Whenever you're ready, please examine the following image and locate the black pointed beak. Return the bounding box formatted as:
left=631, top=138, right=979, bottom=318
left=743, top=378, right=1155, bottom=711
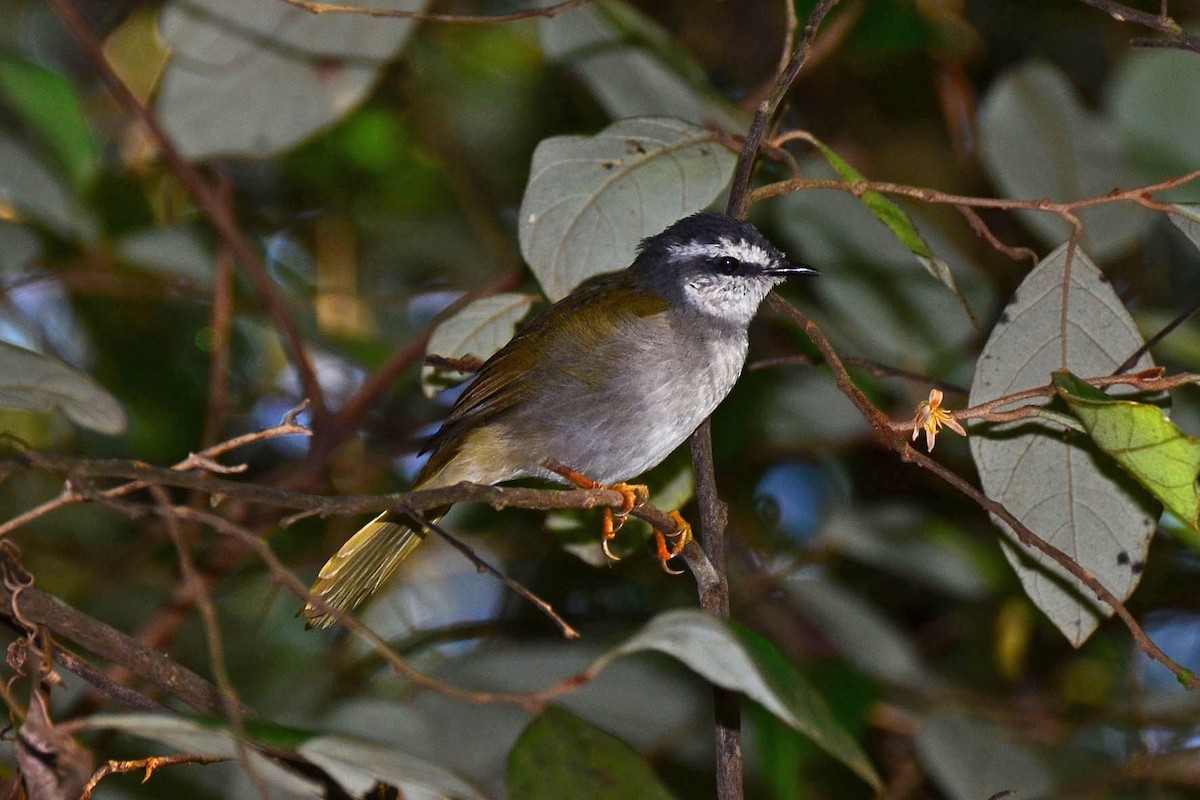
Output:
left=767, top=261, right=819, bottom=278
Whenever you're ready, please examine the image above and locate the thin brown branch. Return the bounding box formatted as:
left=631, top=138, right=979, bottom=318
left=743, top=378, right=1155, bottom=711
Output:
left=715, top=4, right=842, bottom=798
left=278, top=0, right=594, bottom=24
left=151, top=487, right=264, bottom=798
left=81, top=755, right=229, bottom=800
left=0, top=407, right=310, bottom=539
left=402, top=508, right=580, bottom=639
left=166, top=506, right=605, bottom=709
left=955, top=204, right=1039, bottom=263
left=726, top=0, right=842, bottom=218
left=45, top=0, right=330, bottom=427
left=1076, top=0, right=1200, bottom=53
left=748, top=167, right=1200, bottom=215
left=768, top=294, right=1200, bottom=691
left=0, top=544, right=235, bottom=716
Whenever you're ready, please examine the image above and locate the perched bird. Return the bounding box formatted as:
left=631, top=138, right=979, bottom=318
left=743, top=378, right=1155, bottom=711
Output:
left=303, top=212, right=815, bottom=628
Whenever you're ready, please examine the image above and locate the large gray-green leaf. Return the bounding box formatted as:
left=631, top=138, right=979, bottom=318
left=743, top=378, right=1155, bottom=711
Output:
left=979, top=60, right=1153, bottom=260
left=968, top=243, right=1155, bottom=646
left=606, top=609, right=881, bottom=788
left=518, top=117, right=736, bottom=299
left=299, top=735, right=487, bottom=800
left=538, top=0, right=742, bottom=131
left=1169, top=205, right=1200, bottom=251
left=116, top=224, right=215, bottom=283
left=0, top=220, right=41, bottom=274
left=420, top=293, right=538, bottom=398
left=82, top=714, right=319, bottom=796
left=916, top=711, right=1054, bottom=800
left=0, top=341, right=126, bottom=434
left=0, top=137, right=96, bottom=239
left=507, top=706, right=677, bottom=800
left=157, top=0, right=428, bottom=159
left=1108, top=38, right=1200, bottom=183
left=785, top=572, right=940, bottom=690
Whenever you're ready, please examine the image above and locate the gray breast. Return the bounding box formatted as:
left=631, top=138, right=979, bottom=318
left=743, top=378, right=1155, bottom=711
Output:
left=501, top=311, right=749, bottom=484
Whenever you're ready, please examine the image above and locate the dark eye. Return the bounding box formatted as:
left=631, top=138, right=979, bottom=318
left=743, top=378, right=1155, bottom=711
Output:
left=716, top=256, right=741, bottom=275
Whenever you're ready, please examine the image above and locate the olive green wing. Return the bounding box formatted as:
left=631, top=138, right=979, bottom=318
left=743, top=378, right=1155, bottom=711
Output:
left=419, top=274, right=667, bottom=475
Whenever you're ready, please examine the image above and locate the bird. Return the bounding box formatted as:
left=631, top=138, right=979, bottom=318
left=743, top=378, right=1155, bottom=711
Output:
left=303, top=212, right=816, bottom=628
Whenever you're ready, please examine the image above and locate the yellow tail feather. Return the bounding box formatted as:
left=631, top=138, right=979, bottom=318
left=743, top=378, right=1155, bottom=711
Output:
left=302, top=511, right=429, bottom=629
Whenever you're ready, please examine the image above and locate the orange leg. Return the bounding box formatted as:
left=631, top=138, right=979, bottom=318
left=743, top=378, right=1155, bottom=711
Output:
left=542, top=461, right=647, bottom=562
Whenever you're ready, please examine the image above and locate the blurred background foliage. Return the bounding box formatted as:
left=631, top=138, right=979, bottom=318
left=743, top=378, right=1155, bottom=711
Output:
left=2, top=0, right=1200, bottom=798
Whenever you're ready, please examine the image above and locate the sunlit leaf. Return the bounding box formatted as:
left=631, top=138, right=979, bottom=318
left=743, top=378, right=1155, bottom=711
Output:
left=979, top=60, right=1154, bottom=259
left=507, top=706, right=677, bottom=800
left=0, top=340, right=126, bottom=434
left=0, top=57, right=97, bottom=188
left=538, top=0, right=742, bottom=131
left=807, top=134, right=976, bottom=326
left=420, top=293, right=538, bottom=398
left=969, top=243, right=1156, bottom=646
left=916, top=711, right=1055, bottom=800
left=606, top=609, right=881, bottom=788
left=518, top=117, right=736, bottom=299
left=157, top=0, right=428, bottom=159
left=1054, top=371, right=1200, bottom=529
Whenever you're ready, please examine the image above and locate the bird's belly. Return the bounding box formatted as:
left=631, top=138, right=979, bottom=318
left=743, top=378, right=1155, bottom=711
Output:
left=502, top=333, right=746, bottom=484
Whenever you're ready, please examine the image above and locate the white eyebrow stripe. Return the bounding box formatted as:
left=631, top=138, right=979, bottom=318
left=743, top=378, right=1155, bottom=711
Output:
left=666, top=238, right=773, bottom=265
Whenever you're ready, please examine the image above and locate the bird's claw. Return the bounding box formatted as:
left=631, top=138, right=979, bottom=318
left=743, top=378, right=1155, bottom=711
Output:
left=600, top=482, right=648, bottom=562
left=654, top=511, right=692, bottom=575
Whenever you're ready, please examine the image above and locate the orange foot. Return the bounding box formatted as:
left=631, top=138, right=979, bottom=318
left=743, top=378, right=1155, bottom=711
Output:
left=655, top=511, right=692, bottom=574
left=543, top=462, right=648, bottom=561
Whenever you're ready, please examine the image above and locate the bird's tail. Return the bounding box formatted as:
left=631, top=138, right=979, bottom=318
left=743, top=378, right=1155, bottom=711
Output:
left=302, top=510, right=434, bottom=629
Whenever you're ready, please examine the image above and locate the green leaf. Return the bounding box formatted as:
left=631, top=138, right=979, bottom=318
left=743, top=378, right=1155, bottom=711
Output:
left=507, top=706, right=677, bottom=800
left=807, top=134, right=977, bottom=327
left=968, top=244, right=1156, bottom=646
left=420, top=293, right=539, bottom=398
left=1054, top=371, right=1200, bottom=529
left=0, top=57, right=97, bottom=188
left=518, top=116, right=736, bottom=299
left=0, top=341, right=126, bottom=434
left=605, top=609, right=881, bottom=788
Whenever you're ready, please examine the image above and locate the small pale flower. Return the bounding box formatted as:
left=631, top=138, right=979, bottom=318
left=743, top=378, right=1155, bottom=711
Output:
left=912, top=389, right=967, bottom=451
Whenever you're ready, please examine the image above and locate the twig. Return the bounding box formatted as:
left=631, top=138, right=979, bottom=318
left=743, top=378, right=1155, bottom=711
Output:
left=1076, top=0, right=1200, bottom=54
left=151, top=487, right=265, bottom=798
left=401, top=507, right=581, bottom=639
left=81, top=755, right=229, bottom=800
left=52, top=645, right=165, bottom=712
left=713, top=3, right=842, bottom=798
left=767, top=294, right=1200, bottom=691
left=0, top=546, right=235, bottom=715
left=0, top=407, right=310, bottom=539
left=278, top=0, right=594, bottom=24
left=726, top=0, right=842, bottom=218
